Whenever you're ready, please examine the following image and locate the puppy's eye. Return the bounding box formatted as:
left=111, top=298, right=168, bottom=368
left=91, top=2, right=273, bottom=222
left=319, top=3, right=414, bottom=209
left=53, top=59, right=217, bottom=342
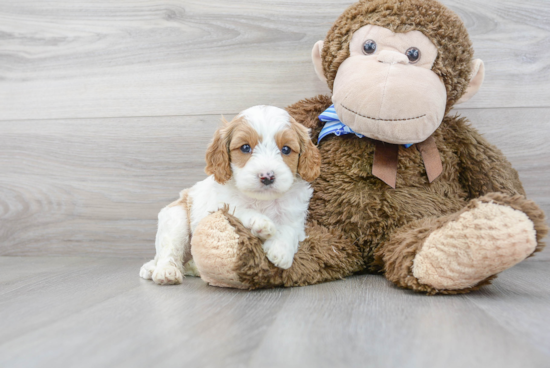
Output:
left=240, top=144, right=251, bottom=153
left=363, top=40, right=376, bottom=55
left=281, top=146, right=291, bottom=155
left=405, top=47, right=421, bottom=63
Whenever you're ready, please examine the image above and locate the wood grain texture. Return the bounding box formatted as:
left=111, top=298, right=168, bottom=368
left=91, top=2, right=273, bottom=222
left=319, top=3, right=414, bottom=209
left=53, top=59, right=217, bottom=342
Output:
left=0, top=0, right=548, bottom=121
left=0, top=115, right=221, bottom=257
left=1, top=108, right=548, bottom=259
left=0, top=257, right=549, bottom=368
left=465, top=260, right=550, bottom=356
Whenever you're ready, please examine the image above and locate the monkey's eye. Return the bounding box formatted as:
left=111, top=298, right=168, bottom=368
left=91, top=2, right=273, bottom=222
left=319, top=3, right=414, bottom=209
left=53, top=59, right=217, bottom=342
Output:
left=362, top=40, right=377, bottom=55
left=405, top=47, right=421, bottom=63
left=240, top=144, right=251, bottom=153
left=281, top=146, right=291, bottom=155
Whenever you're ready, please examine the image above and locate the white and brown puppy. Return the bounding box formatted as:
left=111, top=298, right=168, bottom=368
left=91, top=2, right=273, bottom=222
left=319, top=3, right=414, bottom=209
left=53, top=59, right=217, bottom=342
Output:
left=140, top=105, right=321, bottom=285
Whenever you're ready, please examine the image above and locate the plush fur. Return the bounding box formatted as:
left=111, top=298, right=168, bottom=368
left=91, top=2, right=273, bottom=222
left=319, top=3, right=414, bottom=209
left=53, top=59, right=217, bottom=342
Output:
left=321, top=0, right=473, bottom=113
left=412, top=202, right=537, bottom=290
left=376, top=193, right=546, bottom=295
left=140, top=106, right=321, bottom=284
left=328, top=25, right=449, bottom=145
left=192, top=206, right=364, bottom=289
left=182, top=0, right=548, bottom=294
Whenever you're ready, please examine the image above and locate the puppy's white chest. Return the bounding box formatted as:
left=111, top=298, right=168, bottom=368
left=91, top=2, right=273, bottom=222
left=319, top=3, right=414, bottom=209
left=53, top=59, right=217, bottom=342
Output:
left=241, top=198, right=285, bottom=224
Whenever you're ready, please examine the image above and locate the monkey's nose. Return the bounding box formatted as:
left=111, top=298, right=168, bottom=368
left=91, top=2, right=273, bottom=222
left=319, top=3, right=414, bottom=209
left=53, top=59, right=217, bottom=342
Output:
left=259, top=171, right=275, bottom=186
left=377, top=50, right=409, bottom=65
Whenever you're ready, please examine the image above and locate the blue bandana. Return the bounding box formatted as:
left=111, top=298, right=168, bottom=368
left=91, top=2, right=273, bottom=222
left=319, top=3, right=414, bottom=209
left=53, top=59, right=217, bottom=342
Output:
left=318, top=104, right=413, bottom=148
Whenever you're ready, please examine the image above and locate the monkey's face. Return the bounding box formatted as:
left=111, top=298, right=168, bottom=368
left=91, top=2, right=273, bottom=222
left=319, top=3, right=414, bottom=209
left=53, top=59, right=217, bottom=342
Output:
left=312, top=24, right=484, bottom=145
left=331, top=25, right=446, bottom=144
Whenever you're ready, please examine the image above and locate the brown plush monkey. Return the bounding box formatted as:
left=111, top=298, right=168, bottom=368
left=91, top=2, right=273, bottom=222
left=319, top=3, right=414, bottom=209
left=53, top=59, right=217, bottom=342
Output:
left=189, top=0, right=548, bottom=294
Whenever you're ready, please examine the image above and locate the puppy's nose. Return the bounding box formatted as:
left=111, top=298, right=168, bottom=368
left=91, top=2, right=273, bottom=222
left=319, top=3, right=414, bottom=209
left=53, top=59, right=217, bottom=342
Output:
left=259, top=171, right=275, bottom=186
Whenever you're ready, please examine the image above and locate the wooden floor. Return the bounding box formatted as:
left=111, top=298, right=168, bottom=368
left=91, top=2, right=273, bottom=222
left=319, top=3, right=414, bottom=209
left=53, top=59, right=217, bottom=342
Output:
left=0, top=256, right=549, bottom=368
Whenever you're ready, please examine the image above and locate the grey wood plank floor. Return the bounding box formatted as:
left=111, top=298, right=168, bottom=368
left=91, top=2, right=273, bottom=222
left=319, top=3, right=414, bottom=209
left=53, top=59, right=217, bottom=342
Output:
left=0, top=256, right=549, bottom=368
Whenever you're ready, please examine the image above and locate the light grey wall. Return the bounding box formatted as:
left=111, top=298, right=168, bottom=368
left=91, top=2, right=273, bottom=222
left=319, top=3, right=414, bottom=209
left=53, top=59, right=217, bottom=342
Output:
left=0, top=0, right=548, bottom=258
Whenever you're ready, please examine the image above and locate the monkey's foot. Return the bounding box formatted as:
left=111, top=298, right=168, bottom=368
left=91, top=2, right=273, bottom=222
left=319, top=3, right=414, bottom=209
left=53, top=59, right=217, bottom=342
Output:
left=191, top=209, right=363, bottom=290
left=379, top=193, right=547, bottom=294
left=412, top=200, right=537, bottom=290
left=190, top=210, right=250, bottom=289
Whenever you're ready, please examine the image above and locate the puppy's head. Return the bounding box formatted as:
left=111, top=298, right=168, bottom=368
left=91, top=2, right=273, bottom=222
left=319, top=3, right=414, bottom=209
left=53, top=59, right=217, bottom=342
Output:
left=205, top=105, right=321, bottom=200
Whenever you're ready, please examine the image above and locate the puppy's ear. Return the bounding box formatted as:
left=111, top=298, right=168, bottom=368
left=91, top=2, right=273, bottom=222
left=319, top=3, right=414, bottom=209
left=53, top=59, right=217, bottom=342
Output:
left=205, top=124, right=232, bottom=184
left=291, top=117, right=321, bottom=182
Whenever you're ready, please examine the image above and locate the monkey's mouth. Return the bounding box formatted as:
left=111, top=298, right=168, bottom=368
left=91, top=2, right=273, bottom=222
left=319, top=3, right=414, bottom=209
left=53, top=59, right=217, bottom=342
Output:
left=340, top=104, right=426, bottom=122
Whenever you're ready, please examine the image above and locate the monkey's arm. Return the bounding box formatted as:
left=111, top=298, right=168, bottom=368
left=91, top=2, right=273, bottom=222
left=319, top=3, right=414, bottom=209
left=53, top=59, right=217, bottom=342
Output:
left=286, top=95, right=333, bottom=142
left=445, top=115, right=525, bottom=199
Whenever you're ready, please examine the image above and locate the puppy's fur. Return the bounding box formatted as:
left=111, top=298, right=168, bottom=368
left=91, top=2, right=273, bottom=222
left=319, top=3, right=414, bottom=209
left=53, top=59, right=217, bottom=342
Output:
left=140, top=106, right=321, bottom=285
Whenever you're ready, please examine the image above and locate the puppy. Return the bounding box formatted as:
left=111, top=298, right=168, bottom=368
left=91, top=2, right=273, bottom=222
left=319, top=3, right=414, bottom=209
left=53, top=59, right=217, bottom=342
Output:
left=140, top=105, right=321, bottom=285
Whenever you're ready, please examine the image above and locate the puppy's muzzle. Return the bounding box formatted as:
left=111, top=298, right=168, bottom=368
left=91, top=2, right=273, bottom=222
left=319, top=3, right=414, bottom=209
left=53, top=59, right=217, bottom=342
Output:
left=259, top=171, right=275, bottom=186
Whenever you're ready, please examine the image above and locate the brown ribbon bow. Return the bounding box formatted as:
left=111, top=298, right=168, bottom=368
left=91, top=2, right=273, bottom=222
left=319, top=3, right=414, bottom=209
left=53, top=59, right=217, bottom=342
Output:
left=372, top=136, right=442, bottom=188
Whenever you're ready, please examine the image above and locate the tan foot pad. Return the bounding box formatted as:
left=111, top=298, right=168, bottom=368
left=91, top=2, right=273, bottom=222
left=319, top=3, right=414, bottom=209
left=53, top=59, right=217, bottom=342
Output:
left=191, top=210, right=249, bottom=289
left=412, top=202, right=537, bottom=290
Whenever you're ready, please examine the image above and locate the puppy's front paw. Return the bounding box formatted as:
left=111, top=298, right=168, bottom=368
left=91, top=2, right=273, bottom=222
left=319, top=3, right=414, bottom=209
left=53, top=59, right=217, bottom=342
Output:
left=250, top=216, right=276, bottom=240
left=264, top=239, right=295, bottom=269
left=152, top=263, right=183, bottom=285
left=139, top=260, right=156, bottom=280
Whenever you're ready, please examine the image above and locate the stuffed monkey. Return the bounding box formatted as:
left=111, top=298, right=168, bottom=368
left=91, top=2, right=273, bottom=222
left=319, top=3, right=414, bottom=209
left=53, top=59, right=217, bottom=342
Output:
left=189, top=0, right=548, bottom=294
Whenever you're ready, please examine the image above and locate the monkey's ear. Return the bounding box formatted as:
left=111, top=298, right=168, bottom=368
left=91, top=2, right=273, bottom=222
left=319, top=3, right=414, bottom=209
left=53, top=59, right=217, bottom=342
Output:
left=311, top=40, right=327, bottom=83
left=456, top=59, right=485, bottom=104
